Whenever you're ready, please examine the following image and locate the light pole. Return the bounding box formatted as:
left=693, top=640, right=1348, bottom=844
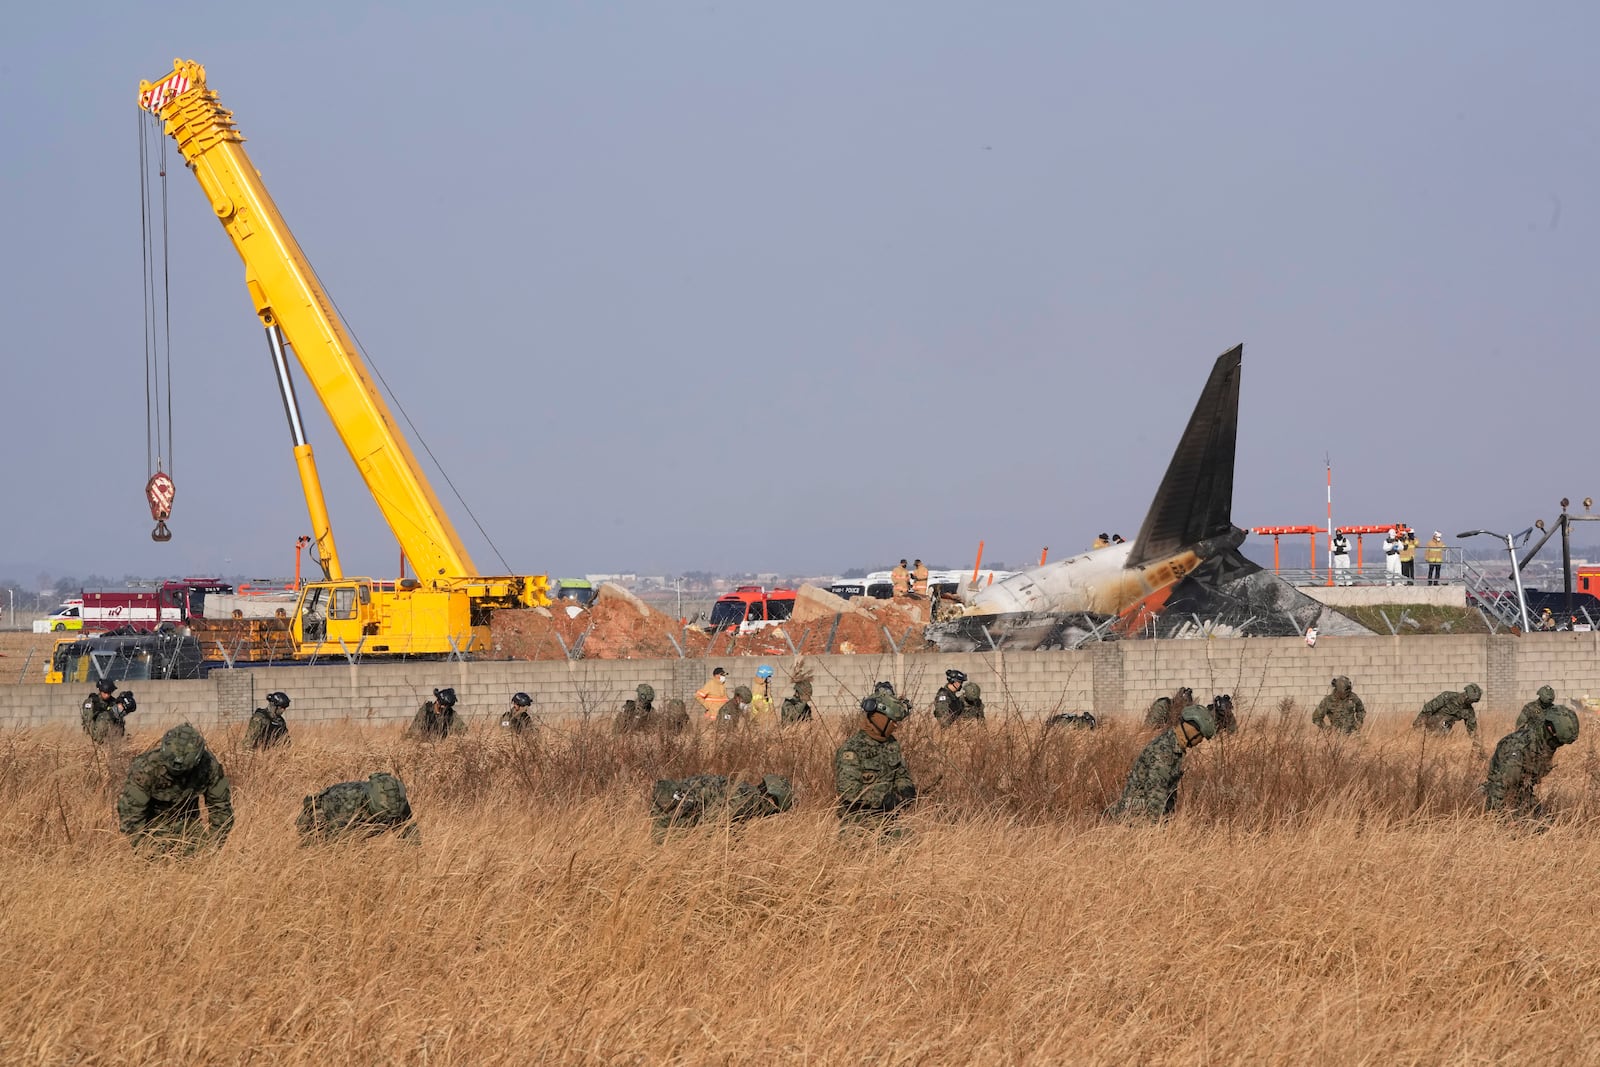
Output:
left=6, top=588, right=12, bottom=629
left=1458, top=529, right=1532, bottom=632
left=674, top=577, right=683, bottom=621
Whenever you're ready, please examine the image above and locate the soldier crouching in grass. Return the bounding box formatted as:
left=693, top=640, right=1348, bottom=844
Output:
left=648, top=774, right=794, bottom=843
left=117, top=724, right=232, bottom=856
left=297, top=773, right=419, bottom=844
left=1413, top=683, right=1482, bottom=737
left=1485, top=706, right=1579, bottom=821
left=835, top=686, right=917, bottom=838
left=1104, top=704, right=1217, bottom=823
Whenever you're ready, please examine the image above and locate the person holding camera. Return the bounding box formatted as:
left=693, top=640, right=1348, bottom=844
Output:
left=81, top=677, right=136, bottom=745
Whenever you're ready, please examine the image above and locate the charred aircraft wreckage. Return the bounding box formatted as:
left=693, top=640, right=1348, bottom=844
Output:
left=929, top=345, right=1371, bottom=651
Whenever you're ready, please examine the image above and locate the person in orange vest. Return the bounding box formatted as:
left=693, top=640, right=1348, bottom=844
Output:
left=890, top=560, right=911, bottom=598
left=911, top=560, right=929, bottom=599
left=696, top=666, right=730, bottom=720
left=1092, top=533, right=1110, bottom=549
left=1425, top=532, right=1446, bottom=586
left=1398, top=528, right=1417, bottom=585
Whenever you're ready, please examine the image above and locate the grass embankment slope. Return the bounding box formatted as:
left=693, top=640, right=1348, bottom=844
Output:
left=2, top=710, right=1595, bottom=1065
left=1336, top=604, right=1493, bottom=635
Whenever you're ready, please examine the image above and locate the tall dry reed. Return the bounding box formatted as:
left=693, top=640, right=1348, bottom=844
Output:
left=0, top=708, right=1594, bottom=1064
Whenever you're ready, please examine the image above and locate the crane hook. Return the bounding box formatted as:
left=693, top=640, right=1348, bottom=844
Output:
left=146, top=470, right=176, bottom=543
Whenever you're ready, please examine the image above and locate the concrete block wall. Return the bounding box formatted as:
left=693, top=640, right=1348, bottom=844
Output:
left=1510, top=631, right=1600, bottom=703
left=6, top=633, right=1600, bottom=732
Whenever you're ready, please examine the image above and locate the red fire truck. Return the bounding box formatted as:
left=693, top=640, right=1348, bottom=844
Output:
left=34, top=579, right=232, bottom=633
left=706, top=585, right=797, bottom=634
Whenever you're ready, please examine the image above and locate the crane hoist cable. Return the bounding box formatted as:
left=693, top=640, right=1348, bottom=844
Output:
left=138, top=112, right=176, bottom=541
left=315, top=272, right=516, bottom=576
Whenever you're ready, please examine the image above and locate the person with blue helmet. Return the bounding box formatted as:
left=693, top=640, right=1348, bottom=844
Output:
left=751, top=664, right=776, bottom=724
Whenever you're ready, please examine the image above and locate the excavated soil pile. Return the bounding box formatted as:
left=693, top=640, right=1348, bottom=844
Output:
left=491, top=608, right=587, bottom=662
left=492, top=585, right=937, bottom=661
left=581, top=594, right=709, bottom=660
left=493, top=587, right=712, bottom=661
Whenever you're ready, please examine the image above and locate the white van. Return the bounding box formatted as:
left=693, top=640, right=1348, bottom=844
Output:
left=828, top=569, right=1015, bottom=603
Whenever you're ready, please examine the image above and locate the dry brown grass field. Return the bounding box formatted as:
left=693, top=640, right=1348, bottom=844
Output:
left=3, top=706, right=1598, bottom=1065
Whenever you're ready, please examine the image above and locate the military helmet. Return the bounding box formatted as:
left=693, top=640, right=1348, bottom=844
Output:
left=964, top=681, right=982, bottom=699
left=365, top=773, right=410, bottom=818
left=733, top=685, right=753, bottom=702
left=946, top=669, right=968, bottom=685
left=762, top=774, right=795, bottom=811
left=511, top=692, right=532, bottom=707
left=1332, top=676, right=1351, bottom=692
left=1463, top=683, right=1482, bottom=702
left=636, top=683, right=655, bottom=702
left=1537, top=685, right=1555, bottom=706
left=95, top=677, right=117, bottom=694
left=434, top=687, right=458, bottom=707
left=159, top=723, right=206, bottom=773
left=756, top=664, right=774, bottom=679
left=266, top=691, right=291, bottom=709
left=1544, top=706, right=1580, bottom=746
left=861, top=694, right=908, bottom=721
left=794, top=679, right=813, bottom=696
left=873, top=680, right=895, bottom=695
left=1179, top=704, right=1218, bottom=740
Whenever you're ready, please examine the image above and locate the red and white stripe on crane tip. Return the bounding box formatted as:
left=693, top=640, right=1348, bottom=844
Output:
left=138, top=72, right=190, bottom=114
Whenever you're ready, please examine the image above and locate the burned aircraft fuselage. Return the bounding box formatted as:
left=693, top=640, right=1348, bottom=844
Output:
left=965, top=528, right=1249, bottom=621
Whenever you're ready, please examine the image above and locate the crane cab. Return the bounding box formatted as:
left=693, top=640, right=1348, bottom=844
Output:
left=293, top=579, right=485, bottom=657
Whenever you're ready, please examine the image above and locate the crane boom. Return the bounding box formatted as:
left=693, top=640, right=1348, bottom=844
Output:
left=140, top=59, right=478, bottom=583
left=138, top=59, right=546, bottom=658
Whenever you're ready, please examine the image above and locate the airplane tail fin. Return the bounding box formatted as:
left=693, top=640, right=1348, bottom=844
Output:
left=1126, top=345, right=1243, bottom=568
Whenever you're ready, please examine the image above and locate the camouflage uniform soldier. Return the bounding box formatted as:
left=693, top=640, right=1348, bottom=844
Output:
left=1045, top=711, right=1097, bottom=730
left=1209, top=694, right=1237, bottom=734
left=245, top=690, right=291, bottom=749
left=781, top=679, right=815, bottom=723
left=1413, top=684, right=1482, bottom=736
left=932, top=669, right=970, bottom=727
left=1144, top=687, right=1193, bottom=729
left=407, top=688, right=466, bottom=740
left=117, top=724, right=232, bottom=855
left=297, top=772, right=419, bottom=844
left=1485, top=706, right=1579, bottom=817
left=1312, top=676, right=1366, bottom=734
left=1515, top=686, right=1558, bottom=732
left=1105, top=704, right=1217, bottom=822
left=835, top=686, right=917, bottom=834
left=81, top=677, right=136, bottom=745
left=499, top=692, right=534, bottom=733
left=963, top=682, right=986, bottom=718
left=661, top=698, right=690, bottom=733
left=649, top=773, right=794, bottom=842
left=716, top=686, right=754, bottom=729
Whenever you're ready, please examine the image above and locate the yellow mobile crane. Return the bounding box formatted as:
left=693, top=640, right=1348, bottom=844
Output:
left=138, top=59, right=548, bottom=659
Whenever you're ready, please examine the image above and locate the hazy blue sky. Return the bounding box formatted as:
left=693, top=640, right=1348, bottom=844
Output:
left=3, top=3, right=1595, bottom=584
